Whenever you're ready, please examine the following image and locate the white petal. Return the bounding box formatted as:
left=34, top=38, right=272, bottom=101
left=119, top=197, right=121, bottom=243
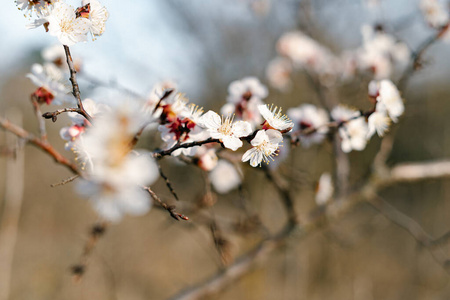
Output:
left=232, top=121, right=253, bottom=137
left=222, top=135, right=243, bottom=151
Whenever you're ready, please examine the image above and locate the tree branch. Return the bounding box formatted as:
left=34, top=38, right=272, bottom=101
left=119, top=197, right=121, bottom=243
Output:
left=0, top=116, right=79, bottom=175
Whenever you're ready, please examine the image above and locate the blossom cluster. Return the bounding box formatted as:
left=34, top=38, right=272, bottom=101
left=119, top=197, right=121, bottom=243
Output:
left=266, top=25, right=410, bottom=89
left=17, top=0, right=109, bottom=46
left=16, top=0, right=409, bottom=224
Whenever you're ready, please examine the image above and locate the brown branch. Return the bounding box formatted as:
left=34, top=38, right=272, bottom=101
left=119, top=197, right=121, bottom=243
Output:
left=153, top=138, right=220, bottom=159
left=143, top=187, right=188, bottom=221
left=157, top=163, right=179, bottom=201
left=0, top=116, right=79, bottom=175
left=63, top=45, right=92, bottom=122
left=42, top=107, right=85, bottom=123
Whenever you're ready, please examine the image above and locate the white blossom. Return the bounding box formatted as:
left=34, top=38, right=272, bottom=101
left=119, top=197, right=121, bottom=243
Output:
left=26, top=63, right=74, bottom=105
left=227, top=77, right=268, bottom=104
left=331, top=106, right=368, bottom=153
left=82, top=0, right=109, bottom=37
left=224, top=77, right=267, bottom=126
left=370, top=79, right=404, bottom=122
left=265, top=57, right=293, bottom=91
left=259, top=104, right=294, bottom=133
left=209, top=160, right=241, bottom=194
left=367, top=104, right=390, bottom=139
left=75, top=103, right=158, bottom=222
left=242, top=129, right=283, bottom=167
left=16, top=0, right=54, bottom=18
left=357, top=25, right=410, bottom=79
left=47, top=2, right=91, bottom=46
left=200, top=111, right=252, bottom=151
left=420, top=0, right=449, bottom=28
left=195, top=146, right=218, bottom=171
left=287, top=104, right=329, bottom=147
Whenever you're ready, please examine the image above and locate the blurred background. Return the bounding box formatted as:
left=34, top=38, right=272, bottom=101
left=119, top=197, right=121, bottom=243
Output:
left=2, top=0, right=450, bottom=299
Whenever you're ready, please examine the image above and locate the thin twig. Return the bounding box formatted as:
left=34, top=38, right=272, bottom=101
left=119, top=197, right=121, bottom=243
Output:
left=63, top=45, right=92, bottom=122
left=153, top=138, right=220, bottom=159
left=51, top=175, right=79, bottom=187
left=157, top=163, right=179, bottom=201
left=143, top=187, right=188, bottom=221
left=42, top=107, right=84, bottom=123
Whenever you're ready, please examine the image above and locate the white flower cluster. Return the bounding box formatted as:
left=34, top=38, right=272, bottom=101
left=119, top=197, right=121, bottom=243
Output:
left=266, top=25, right=410, bottom=89
left=75, top=103, right=158, bottom=222
left=354, top=25, right=410, bottom=80
left=18, top=0, right=109, bottom=46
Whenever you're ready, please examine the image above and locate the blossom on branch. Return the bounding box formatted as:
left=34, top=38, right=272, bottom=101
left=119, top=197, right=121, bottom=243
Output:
left=369, top=79, right=404, bottom=122
left=47, top=2, right=91, bottom=46
left=75, top=103, right=158, bottom=222
left=242, top=129, right=282, bottom=167
left=200, top=111, right=253, bottom=151
left=331, top=106, right=368, bottom=153
left=259, top=104, right=294, bottom=133
left=221, top=77, right=268, bottom=126
left=80, top=0, right=109, bottom=38
left=27, top=63, right=74, bottom=105
left=287, top=104, right=329, bottom=147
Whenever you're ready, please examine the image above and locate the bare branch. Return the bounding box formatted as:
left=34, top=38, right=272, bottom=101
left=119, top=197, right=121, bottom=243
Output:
left=63, top=45, right=92, bottom=122
left=0, top=116, right=79, bottom=175
left=144, top=187, right=188, bottom=221
left=153, top=138, right=220, bottom=159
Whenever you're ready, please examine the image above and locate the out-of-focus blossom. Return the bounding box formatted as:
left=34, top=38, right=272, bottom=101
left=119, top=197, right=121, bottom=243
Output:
left=265, top=57, right=293, bottom=91
left=42, top=44, right=83, bottom=72
left=59, top=98, right=108, bottom=150
left=242, top=129, right=282, bottom=167
left=420, top=0, right=449, bottom=28
left=222, top=77, right=268, bottom=126
left=195, top=146, right=218, bottom=171
left=331, top=106, right=368, bottom=153
left=287, top=104, right=329, bottom=147
left=259, top=104, right=294, bottom=133
left=276, top=31, right=340, bottom=82
left=369, top=79, right=404, bottom=122
left=16, top=0, right=54, bottom=18
left=47, top=2, right=91, bottom=46
left=367, top=105, right=390, bottom=138
left=27, top=63, right=74, bottom=105
left=200, top=111, right=253, bottom=151
left=315, top=173, right=334, bottom=206
left=357, top=25, right=410, bottom=79
left=75, top=103, right=158, bottom=222
left=209, top=160, right=241, bottom=194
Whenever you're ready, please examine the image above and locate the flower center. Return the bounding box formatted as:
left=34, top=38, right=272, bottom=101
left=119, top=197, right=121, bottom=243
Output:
left=218, top=116, right=234, bottom=136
